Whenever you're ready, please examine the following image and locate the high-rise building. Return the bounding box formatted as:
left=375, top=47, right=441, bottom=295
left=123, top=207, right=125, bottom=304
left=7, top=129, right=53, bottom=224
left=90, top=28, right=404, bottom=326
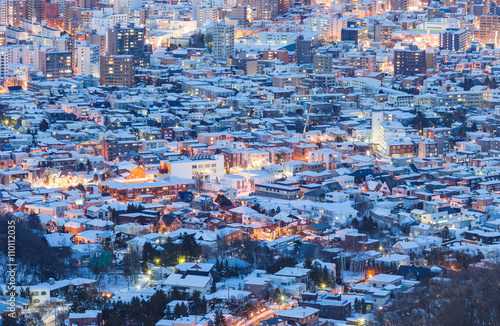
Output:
left=439, top=28, right=471, bottom=51
left=394, top=48, right=426, bottom=76
left=42, top=1, right=59, bottom=19
left=79, top=0, right=94, bottom=9
left=0, top=47, right=10, bottom=79
left=296, top=35, right=319, bottom=64
left=89, top=33, right=106, bottom=55
left=427, top=6, right=443, bottom=20
left=277, top=0, right=289, bottom=15
left=425, top=50, right=437, bottom=70
left=56, top=37, right=77, bottom=72
left=114, top=0, right=141, bottom=13
left=228, top=6, right=248, bottom=26
left=370, top=0, right=380, bottom=15
left=239, top=0, right=278, bottom=20
left=471, top=0, right=491, bottom=16
left=0, top=31, right=6, bottom=46
left=256, top=0, right=277, bottom=20
left=197, top=7, right=218, bottom=27
left=374, top=24, right=392, bottom=45
left=99, top=54, right=134, bottom=87
left=107, top=24, right=149, bottom=67
left=418, top=139, right=438, bottom=158
left=2, top=0, right=28, bottom=28
left=341, top=52, right=377, bottom=72
left=390, top=0, right=408, bottom=11
left=27, top=0, right=43, bottom=21
left=341, top=26, right=368, bottom=47
left=39, top=50, right=73, bottom=80
left=313, top=53, right=333, bottom=73
left=76, top=42, right=99, bottom=75
left=63, top=0, right=82, bottom=36
left=212, top=22, right=234, bottom=62
left=479, top=15, right=500, bottom=45
left=139, top=7, right=159, bottom=25
left=89, top=8, right=128, bottom=35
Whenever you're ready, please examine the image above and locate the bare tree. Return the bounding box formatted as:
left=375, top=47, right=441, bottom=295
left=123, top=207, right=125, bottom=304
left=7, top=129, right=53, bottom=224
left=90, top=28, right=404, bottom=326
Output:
left=193, top=175, right=204, bottom=195
left=122, top=250, right=141, bottom=288
left=378, top=265, right=500, bottom=326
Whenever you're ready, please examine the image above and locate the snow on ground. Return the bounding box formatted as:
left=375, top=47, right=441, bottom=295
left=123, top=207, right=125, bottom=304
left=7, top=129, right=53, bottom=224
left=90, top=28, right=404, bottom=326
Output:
left=98, top=270, right=155, bottom=301
left=218, top=276, right=246, bottom=291
left=97, top=272, right=130, bottom=293
left=342, top=271, right=365, bottom=284
left=341, top=293, right=367, bottom=306
left=112, top=287, right=157, bottom=303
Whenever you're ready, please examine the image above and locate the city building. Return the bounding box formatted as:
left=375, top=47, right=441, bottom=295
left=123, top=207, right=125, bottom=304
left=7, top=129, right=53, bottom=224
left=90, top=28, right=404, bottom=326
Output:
left=439, top=29, right=470, bottom=51
left=479, top=15, right=500, bottom=45
left=313, top=53, right=333, bottom=73
left=107, top=24, right=148, bottom=67
left=394, top=47, right=426, bottom=76
left=99, top=55, right=134, bottom=87
left=161, top=154, right=224, bottom=182
left=212, top=22, right=234, bottom=62
left=39, top=50, right=73, bottom=80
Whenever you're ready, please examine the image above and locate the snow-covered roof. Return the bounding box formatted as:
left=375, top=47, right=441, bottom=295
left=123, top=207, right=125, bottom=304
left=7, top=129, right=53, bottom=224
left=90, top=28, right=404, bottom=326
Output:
left=161, top=273, right=211, bottom=289
left=275, top=306, right=319, bottom=318
left=44, top=233, right=74, bottom=247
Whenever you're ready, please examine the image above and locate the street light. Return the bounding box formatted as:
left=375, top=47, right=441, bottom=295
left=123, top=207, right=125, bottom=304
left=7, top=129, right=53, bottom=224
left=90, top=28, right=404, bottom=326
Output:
left=279, top=294, right=285, bottom=310
left=155, top=258, right=163, bottom=279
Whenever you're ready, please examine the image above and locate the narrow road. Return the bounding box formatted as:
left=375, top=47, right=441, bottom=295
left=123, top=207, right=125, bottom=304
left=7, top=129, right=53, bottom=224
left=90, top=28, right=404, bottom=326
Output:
left=236, top=308, right=275, bottom=326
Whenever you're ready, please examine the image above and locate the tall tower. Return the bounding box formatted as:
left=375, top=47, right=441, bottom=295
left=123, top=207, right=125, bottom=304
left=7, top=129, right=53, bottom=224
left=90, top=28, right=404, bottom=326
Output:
left=107, top=24, right=149, bottom=66
left=3, top=0, right=28, bottom=28
left=277, top=0, right=289, bottom=15
left=28, top=0, right=43, bottom=21
left=213, top=22, right=234, bottom=62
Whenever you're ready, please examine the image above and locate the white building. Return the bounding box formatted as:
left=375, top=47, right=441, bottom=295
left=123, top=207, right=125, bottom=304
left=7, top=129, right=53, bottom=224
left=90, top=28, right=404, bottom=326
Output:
left=76, top=43, right=100, bottom=76
left=257, top=32, right=297, bottom=45
left=213, top=23, right=234, bottom=62
left=308, top=149, right=341, bottom=170
left=163, top=154, right=224, bottom=182
left=90, top=8, right=128, bottom=35
left=198, top=7, right=218, bottom=27
left=310, top=202, right=358, bottom=222
left=0, top=47, right=10, bottom=79
left=434, top=90, right=494, bottom=108
left=159, top=273, right=212, bottom=296
left=367, top=274, right=403, bottom=288
left=333, top=175, right=355, bottom=189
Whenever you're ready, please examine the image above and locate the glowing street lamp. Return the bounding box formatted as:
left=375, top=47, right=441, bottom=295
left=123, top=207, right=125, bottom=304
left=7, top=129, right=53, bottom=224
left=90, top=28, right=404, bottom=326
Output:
left=279, top=294, right=285, bottom=311
left=155, top=258, right=163, bottom=278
